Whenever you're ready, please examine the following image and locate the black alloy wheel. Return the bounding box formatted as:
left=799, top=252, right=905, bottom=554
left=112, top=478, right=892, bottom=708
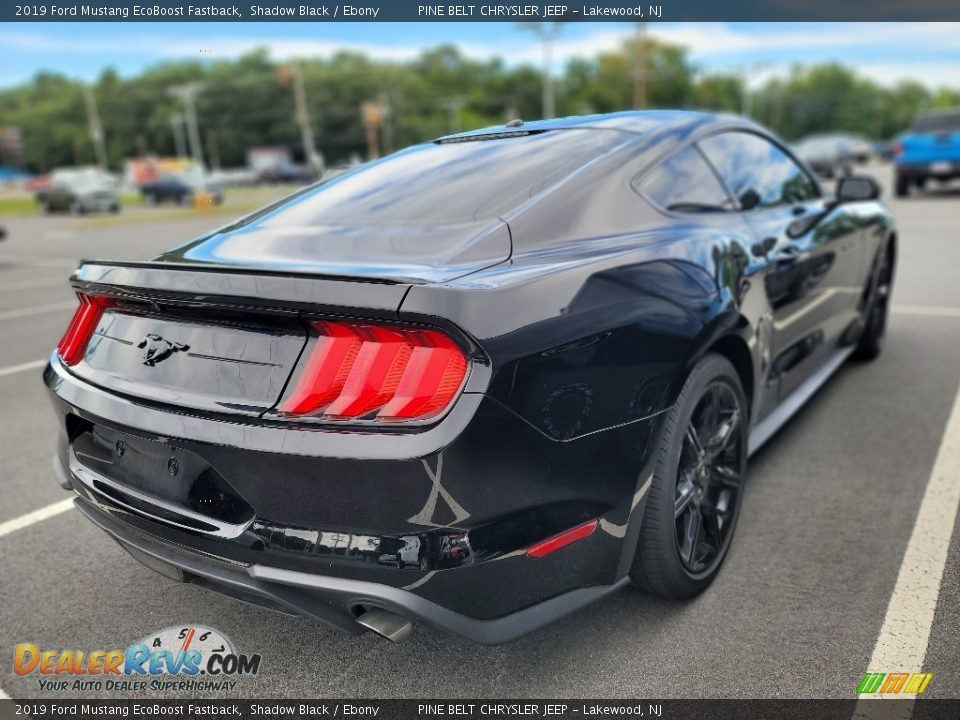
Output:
left=631, top=353, right=747, bottom=598
left=673, top=381, right=742, bottom=574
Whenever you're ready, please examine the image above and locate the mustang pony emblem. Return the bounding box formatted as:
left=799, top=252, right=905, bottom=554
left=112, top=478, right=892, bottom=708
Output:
left=137, top=334, right=189, bottom=366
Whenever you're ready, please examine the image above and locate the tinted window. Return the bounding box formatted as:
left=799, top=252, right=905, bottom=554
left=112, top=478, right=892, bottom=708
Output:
left=638, top=146, right=733, bottom=213
left=913, top=111, right=960, bottom=133
left=698, top=132, right=819, bottom=210
left=232, top=130, right=629, bottom=228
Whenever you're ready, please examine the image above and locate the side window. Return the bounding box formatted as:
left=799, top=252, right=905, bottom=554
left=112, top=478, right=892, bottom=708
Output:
left=636, top=145, right=734, bottom=213
left=698, top=132, right=819, bottom=210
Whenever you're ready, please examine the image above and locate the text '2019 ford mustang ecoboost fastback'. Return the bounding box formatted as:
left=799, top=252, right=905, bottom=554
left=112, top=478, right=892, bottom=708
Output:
left=45, top=112, right=895, bottom=644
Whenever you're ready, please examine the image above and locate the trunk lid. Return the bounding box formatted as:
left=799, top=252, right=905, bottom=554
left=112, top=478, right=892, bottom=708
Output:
left=74, top=305, right=305, bottom=417
left=67, top=261, right=413, bottom=417
left=155, top=219, right=512, bottom=285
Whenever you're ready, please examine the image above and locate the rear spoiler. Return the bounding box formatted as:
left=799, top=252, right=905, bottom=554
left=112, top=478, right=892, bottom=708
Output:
left=70, top=260, right=412, bottom=318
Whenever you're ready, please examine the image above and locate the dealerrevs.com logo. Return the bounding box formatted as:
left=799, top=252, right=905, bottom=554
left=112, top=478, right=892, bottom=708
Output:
left=14, top=625, right=261, bottom=693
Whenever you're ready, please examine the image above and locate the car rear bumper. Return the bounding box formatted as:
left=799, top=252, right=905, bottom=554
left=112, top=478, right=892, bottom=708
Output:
left=46, top=354, right=659, bottom=642
left=896, top=160, right=960, bottom=179
left=69, top=493, right=628, bottom=644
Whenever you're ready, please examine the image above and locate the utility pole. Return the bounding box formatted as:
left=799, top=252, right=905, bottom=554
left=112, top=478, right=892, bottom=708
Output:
left=379, top=93, right=394, bottom=155
left=83, top=86, right=108, bottom=169
left=632, top=22, right=647, bottom=109
left=168, top=83, right=205, bottom=170
left=291, top=63, right=323, bottom=177
left=361, top=102, right=382, bottom=160
left=206, top=129, right=221, bottom=171
left=518, top=22, right=564, bottom=119
left=170, top=113, right=186, bottom=158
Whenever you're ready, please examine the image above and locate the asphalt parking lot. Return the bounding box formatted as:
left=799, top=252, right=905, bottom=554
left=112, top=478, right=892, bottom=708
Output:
left=1, top=165, right=959, bottom=700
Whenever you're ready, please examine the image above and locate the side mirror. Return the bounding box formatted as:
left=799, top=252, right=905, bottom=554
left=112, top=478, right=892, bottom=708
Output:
left=837, top=176, right=880, bottom=202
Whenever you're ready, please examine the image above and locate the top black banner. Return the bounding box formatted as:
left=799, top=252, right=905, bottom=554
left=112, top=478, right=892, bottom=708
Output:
left=4, top=0, right=960, bottom=22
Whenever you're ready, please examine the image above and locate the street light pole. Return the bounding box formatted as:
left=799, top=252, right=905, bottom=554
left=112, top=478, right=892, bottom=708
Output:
left=83, top=86, right=108, bottom=169
left=441, top=97, right=465, bottom=133
left=542, top=28, right=556, bottom=119
left=632, top=22, right=647, bottom=110
left=518, top=22, right=564, bottom=119
left=738, top=62, right=771, bottom=119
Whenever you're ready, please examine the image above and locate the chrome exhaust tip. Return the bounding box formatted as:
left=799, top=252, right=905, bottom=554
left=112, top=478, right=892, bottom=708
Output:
left=355, top=608, right=413, bottom=643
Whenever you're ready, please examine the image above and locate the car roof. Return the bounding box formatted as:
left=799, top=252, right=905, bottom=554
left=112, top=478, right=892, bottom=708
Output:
left=435, top=110, right=750, bottom=143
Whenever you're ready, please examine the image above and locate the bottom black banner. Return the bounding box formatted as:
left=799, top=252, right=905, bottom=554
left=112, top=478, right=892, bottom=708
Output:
left=2, top=699, right=960, bottom=720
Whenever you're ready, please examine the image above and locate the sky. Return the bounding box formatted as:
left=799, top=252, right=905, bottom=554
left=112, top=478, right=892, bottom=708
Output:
left=1, top=21, right=959, bottom=90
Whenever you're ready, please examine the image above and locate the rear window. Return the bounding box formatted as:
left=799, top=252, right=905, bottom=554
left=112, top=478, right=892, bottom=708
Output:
left=912, top=111, right=960, bottom=133
left=236, top=129, right=629, bottom=227
left=638, top=146, right=733, bottom=213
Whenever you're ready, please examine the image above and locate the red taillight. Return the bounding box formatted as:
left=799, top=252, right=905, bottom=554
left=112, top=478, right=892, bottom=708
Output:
left=525, top=520, right=599, bottom=559
left=57, top=294, right=115, bottom=366
left=893, top=141, right=904, bottom=157
left=278, top=320, right=469, bottom=422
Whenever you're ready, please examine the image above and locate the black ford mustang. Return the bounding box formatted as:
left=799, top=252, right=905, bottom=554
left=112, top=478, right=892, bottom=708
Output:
left=45, top=112, right=895, bottom=644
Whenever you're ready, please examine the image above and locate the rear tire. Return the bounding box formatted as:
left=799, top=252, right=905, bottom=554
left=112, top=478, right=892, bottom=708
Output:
left=854, top=250, right=893, bottom=361
left=894, top=175, right=909, bottom=198
left=630, top=353, right=747, bottom=598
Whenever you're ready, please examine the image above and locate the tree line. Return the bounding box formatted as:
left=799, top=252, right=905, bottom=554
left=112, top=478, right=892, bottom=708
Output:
left=1, top=38, right=958, bottom=173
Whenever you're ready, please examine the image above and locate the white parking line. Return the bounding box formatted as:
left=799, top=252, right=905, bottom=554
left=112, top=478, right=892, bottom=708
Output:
left=0, top=278, right=70, bottom=295
left=857, top=382, right=960, bottom=707
left=0, top=498, right=74, bottom=540
left=0, top=301, right=75, bottom=322
left=892, top=304, right=960, bottom=319
left=0, top=253, right=78, bottom=268
left=0, top=359, right=47, bottom=378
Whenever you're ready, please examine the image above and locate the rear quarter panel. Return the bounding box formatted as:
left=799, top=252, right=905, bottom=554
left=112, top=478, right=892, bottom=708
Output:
left=400, top=142, right=764, bottom=442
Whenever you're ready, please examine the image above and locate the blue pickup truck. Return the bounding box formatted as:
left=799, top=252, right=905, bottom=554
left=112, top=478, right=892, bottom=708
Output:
left=894, top=109, right=960, bottom=197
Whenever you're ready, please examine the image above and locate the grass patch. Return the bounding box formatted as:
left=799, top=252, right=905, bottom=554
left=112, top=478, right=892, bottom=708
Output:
left=0, top=185, right=294, bottom=224
left=76, top=201, right=265, bottom=228
left=0, top=196, right=41, bottom=216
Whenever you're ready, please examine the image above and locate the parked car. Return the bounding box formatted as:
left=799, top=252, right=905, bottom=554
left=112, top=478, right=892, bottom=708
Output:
left=24, top=175, right=50, bottom=192
left=255, top=163, right=315, bottom=185
left=873, top=139, right=896, bottom=163
left=207, top=168, right=258, bottom=188
left=46, top=112, right=895, bottom=644
left=793, top=135, right=855, bottom=179
left=36, top=168, right=120, bottom=214
left=140, top=173, right=223, bottom=206
left=893, top=109, right=960, bottom=197
left=846, top=135, right=874, bottom=164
